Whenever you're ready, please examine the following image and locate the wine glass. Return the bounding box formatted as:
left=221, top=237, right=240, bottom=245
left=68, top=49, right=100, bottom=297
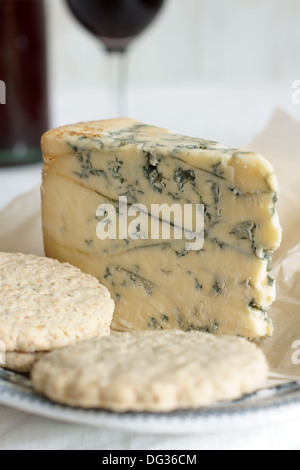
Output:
left=65, top=0, right=166, bottom=116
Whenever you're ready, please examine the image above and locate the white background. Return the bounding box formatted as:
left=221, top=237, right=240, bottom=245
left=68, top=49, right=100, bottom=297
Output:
left=45, top=0, right=300, bottom=146
left=47, top=0, right=300, bottom=87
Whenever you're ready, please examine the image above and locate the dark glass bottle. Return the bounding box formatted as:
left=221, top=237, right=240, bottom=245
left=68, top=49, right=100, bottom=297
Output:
left=0, top=0, right=49, bottom=166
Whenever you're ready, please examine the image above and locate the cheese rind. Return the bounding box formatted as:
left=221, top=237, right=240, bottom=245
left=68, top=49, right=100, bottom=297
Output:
left=41, top=118, right=282, bottom=338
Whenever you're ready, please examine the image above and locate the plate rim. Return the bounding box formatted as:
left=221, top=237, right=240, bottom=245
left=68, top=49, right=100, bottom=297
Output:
left=1, top=370, right=300, bottom=434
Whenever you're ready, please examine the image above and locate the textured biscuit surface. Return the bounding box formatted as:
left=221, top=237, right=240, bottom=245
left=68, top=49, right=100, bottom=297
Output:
left=0, top=253, right=114, bottom=352
left=4, top=352, right=45, bottom=373
left=31, top=331, right=269, bottom=412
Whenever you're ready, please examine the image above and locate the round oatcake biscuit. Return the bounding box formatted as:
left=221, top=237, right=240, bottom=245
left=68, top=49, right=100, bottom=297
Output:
left=4, top=352, right=46, bottom=373
left=31, top=331, right=269, bottom=412
left=0, top=253, right=114, bottom=353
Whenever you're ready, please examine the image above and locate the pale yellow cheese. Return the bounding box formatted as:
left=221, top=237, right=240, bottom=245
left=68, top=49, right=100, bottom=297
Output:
left=41, top=118, right=282, bottom=338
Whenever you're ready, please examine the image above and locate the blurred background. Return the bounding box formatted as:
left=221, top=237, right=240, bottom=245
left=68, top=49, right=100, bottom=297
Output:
left=49, top=0, right=300, bottom=86
left=47, top=0, right=300, bottom=146
left=1, top=0, right=300, bottom=206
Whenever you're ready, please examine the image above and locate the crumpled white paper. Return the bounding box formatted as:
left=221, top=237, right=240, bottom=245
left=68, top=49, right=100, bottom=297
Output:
left=0, top=188, right=43, bottom=257
left=0, top=109, right=299, bottom=383
left=249, top=110, right=300, bottom=378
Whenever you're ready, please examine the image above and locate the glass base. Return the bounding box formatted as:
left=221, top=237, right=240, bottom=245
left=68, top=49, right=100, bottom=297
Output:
left=0, top=147, right=43, bottom=166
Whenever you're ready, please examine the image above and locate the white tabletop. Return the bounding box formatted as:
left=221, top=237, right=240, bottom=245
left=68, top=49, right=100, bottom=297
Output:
left=0, top=164, right=42, bottom=212
left=1, top=404, right=300, bottom=450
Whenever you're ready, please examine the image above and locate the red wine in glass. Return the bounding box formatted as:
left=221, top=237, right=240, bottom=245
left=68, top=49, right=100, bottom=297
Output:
left=65, top=0, right=165, bottom=115
left=66, top=0, right=165, bottom=51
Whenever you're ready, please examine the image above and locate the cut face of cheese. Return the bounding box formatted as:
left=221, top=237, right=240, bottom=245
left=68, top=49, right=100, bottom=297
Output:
left=41, top=118, right=282, bottom=339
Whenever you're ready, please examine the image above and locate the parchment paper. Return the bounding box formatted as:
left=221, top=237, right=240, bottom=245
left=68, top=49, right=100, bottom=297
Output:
left=0, top=109, right=299, bottom=385
left=250, top=110, right=300, bottom=379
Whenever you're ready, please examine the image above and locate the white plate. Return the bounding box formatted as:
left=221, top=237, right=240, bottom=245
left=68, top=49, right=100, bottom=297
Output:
left=1, top=368, right=300, bottom=435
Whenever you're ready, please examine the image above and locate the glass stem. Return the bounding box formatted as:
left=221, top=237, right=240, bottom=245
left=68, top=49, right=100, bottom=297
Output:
left=107, top=50, right=129, bottom=118
left=117, top=50, right=128, bottom=117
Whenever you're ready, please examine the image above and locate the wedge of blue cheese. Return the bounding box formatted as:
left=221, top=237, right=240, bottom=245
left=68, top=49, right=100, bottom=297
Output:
left=41, top=118, right=282, bottom=338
